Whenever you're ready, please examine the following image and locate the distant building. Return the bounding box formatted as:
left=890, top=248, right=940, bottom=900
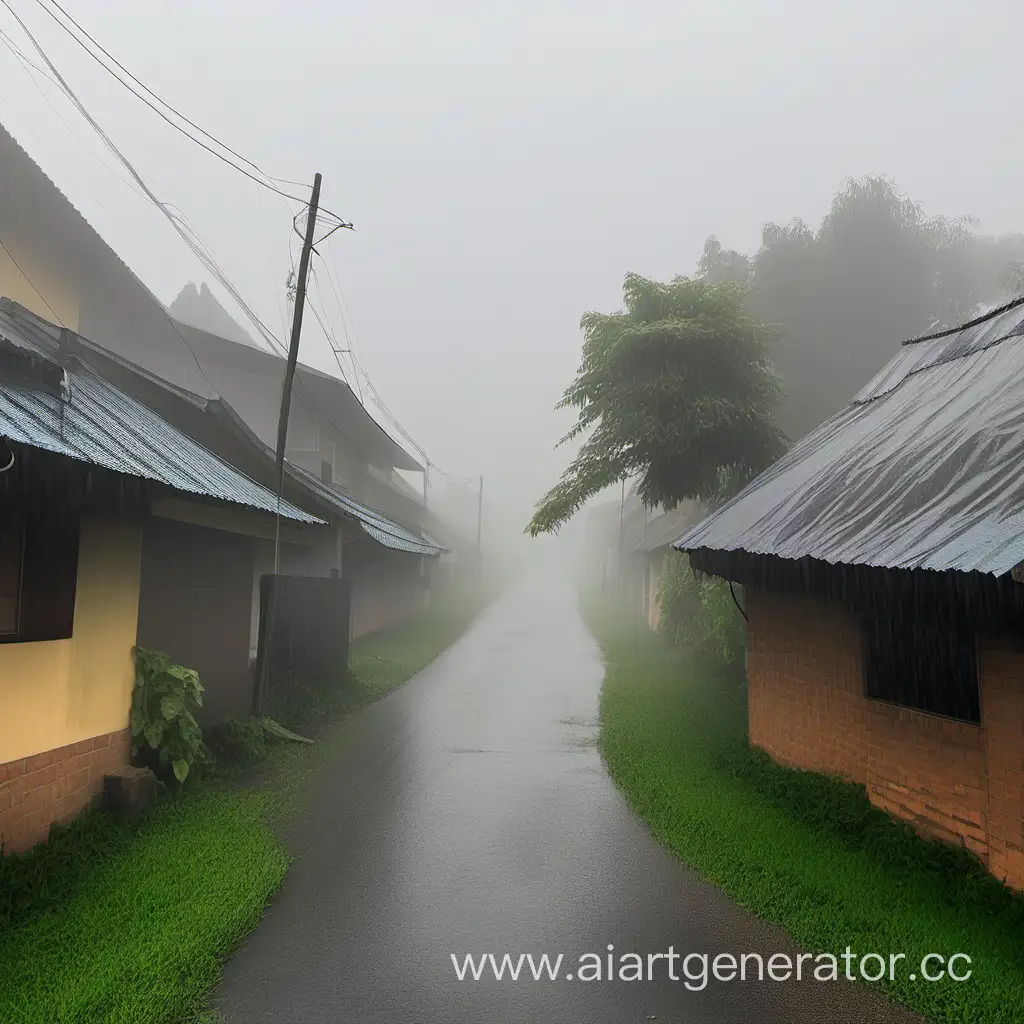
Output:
left=167, top=281, right=256, bottom=348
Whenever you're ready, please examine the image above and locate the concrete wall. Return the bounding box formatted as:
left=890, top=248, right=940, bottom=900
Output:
left=256, top=575, right=352, bottom=702
left=0, top=516, right=142, bottom=852
left=345, top=538, right=429, bottom=638
left=747, top=588, right=1024, bottom=890
left=136, top=516, right=255, bottom=725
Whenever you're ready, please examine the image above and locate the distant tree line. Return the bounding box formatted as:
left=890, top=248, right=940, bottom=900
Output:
left=528, top=175, right=1024, bottom=535
left=696, top=175, right=1024, bottom=439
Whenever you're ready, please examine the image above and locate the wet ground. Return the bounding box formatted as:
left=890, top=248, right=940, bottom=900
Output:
left=215, top=572, right=919, bottom=1023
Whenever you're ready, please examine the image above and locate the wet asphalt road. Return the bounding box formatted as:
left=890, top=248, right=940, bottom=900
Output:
left=216, top=572, right=919, bottom=1024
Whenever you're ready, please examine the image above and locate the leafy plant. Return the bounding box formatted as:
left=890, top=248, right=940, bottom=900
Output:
left=656, top=551, right=745, bottom=665
left=655, top=550, right=702, bottom=647
left=130, top=646, right=206, bottom=784
left=696, top=575, right=746, bottom=665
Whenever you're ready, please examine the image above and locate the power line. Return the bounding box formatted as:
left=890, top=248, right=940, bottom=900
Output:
left=0, top=233, right=66, bottom=326
left=19, top=0, right=353, bottom=227
left=308, top=267, right=359, bottom=389
left=0, top=26, right=152, bottom=205
left=2, top=2, right=461, bottom=492
left=312, top=249, right=476, bottom=485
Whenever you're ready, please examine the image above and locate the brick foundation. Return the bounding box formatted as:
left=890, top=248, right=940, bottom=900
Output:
left=747, top=589, right=1024, bottom=890
left=0, top=728, right=131, bottom=854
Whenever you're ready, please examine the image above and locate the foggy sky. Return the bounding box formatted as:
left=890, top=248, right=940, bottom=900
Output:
left=2, top=0, right=1023, bottom=545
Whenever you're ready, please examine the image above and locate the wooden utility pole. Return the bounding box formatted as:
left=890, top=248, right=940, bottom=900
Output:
left=273, top=172, right=322, bottom=573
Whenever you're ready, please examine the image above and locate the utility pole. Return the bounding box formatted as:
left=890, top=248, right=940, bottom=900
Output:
left=476, top=475, right=484, bottom=550
left=257, top=173, right=322, bottom=720
left=273, top=172, right=322, bottom=573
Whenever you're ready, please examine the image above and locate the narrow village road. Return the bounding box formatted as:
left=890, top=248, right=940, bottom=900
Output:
left=216, top=571, right=919, bottom=1024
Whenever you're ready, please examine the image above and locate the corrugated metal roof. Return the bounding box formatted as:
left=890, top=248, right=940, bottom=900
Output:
left=638, top=502, right=703, bottom=552
left=0, top=353, right=324, bottom=526
left=674, top=300, right=1024, bottom=576
left=287, top=464, right=444, bottom=556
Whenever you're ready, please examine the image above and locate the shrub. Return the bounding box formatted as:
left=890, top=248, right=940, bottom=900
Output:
left=656, top=550, right=703, bottom=646
left=696, top=575, right=746, bottom=665
left=130, top=647, right=206, bottom=785
left=656, top=551, right=746, bottom=664
left=205, top=717, right=271, bottom=769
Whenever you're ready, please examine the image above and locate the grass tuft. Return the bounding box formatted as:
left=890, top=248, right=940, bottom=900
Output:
left=587, top=594, right=1024, bottom=1024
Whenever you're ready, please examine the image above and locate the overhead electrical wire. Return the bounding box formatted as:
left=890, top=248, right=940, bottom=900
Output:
left=0, top=3, right=394, bottom=478
left=0, top=26, right=150, bottom=206
left=312, top=248, right=476, bottom=485
left=0, top=233, right=65, bottom=326
left=22, top=0, right=352, bottom=228
left=2, top=0, right=467, bottom=491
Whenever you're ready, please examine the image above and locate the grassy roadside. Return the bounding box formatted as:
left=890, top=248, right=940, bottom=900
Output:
left=586, top=595, right=1024, bottom=1024
left=0, top=585, right=493, bottom=1024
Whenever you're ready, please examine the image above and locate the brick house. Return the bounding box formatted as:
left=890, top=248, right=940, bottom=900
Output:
left=675, top=298, right=1024, bottom=891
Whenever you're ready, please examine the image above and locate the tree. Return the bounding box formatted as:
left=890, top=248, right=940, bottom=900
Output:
left=526, top=273, right=786, bottom=536
left=697, top=175, right=1024, bottom=440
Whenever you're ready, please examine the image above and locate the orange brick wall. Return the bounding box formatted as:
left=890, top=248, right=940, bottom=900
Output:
left=747, top=588, right=1024, bottom=890
left=0, top=728, right=130, bottom=854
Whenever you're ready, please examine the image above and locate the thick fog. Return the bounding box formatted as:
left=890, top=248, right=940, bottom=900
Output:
left=3, top=0, right=1024, bottom=550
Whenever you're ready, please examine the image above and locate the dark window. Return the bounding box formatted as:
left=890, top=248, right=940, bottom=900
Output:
left=0, top=513, right=80, bottom=644
left=0, top=517, right=24, bottom=634
left=320, top=459, right=333, bottom=485
left=862, top=612, right=981, bottom=724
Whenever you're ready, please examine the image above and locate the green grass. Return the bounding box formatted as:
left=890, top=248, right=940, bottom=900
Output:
left=588, top=596, right=1024, bottom=1024
left=0, top=585, right=491, bottom=1024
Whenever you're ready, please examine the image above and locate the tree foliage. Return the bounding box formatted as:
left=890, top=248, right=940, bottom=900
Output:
left=526, top=274, right=786, bottom=535
left=697, top=175, right=1024, bottom=439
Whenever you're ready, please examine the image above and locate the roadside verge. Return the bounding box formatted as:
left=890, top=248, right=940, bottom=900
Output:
left=585, top=594, right=1024, bottom=1024
left=0, top=584, right=495, bottom=1024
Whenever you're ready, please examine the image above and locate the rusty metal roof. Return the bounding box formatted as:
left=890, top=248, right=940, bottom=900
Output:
left=674, top=298, right=1024, bottom=576
left=0, top=311, right=324, bottom=525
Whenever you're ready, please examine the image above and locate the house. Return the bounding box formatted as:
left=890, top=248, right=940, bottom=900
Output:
left=582, top=497, right=628, bottom=590
left=674, top=298, right=1024, bottom=891
left=619, top=499, right=702, bottom=631
left=1, top=119, right=450, bottom=640
left=4, top=299, right=445, bottom=652
left=583, top=488, right=701, bottom=629
left=0, top=304, right=324, bottom=854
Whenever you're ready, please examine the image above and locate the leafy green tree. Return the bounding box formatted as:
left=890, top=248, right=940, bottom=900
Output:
left=526, top=273, right=786, bottom=535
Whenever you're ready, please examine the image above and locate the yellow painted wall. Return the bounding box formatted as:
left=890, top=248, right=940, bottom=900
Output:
left=0, top=240, right=79, bottom=331
left=150, top=496, right=316, bottom=546
left=0, top=516, right=143, bottom=765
